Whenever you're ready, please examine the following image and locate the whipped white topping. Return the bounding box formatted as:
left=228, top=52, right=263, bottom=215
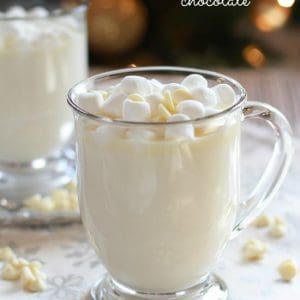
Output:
left=0, top=6, right=81, bottom=48
left=77, top=74, right=237, bottom=140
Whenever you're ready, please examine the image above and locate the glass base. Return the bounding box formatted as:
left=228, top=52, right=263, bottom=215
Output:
left=0, top=148, right=75, bottom=202
left=90, top=274, right=228, bottom=300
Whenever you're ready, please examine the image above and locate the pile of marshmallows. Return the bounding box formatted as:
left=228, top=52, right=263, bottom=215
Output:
left=77, top=74, right=237, bottom=140
left=0, top=6, right=78, bottom=47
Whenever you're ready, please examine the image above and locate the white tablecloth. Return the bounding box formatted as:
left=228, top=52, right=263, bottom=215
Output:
left=0, top=123, right=299, bottom=300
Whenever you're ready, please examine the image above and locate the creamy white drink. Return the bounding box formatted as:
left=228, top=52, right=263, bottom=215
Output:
left=75, top=74, right=240, bottom=292
left=0, top=6, right=87, bottom=162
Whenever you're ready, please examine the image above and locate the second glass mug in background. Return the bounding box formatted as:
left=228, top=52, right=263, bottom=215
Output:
left=68, top=67, right=293, bottom=300
left=0, top=0, right=88, bottom=201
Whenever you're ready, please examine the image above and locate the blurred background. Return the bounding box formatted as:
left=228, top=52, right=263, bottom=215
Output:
left=87, top=0, right=300, bottom=69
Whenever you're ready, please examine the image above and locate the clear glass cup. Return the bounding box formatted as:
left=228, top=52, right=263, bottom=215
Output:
left=0, top=0, right=88, bottom=201
left=68, top=67, right=293, bottom=300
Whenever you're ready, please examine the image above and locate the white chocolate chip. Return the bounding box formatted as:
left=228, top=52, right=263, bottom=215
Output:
left=69, top=194, right=79, bottom=211
left=158, top=104, right=171, bottom=121
left=120, top=76, right=152, bottom=95
left=77, top=91, right=104, bottom=114
left=270, top=224, right=286, bottom=238
left=165, top=114, right=194, bottom=140
left=212, top=84, right=236, bottom=108
left=278, top=259, right=298, bottom=282
left=181, top=74, right=208, bottom=89
left=65, top=180, right=77, bottom=193
left=1, top=263, right=20, bottom=281
left=0, top=247, right=16, bottom=262
left=20, top=266, right=36, bottom=289
left=122, top=99, right=151, bottom=122
left=274, top=216, right=284, bottom=225
left=25, top=276, right=47, bottom=292
left=162, top=83, right=184, bottom=94
left=172, top=88, right=193, bottom=103
left=51, top=189, right=71, bottom=211
left=176, top=100, right=205, bottom=119
left=254, top=214, right=271, bottom=228
left=243, top=239, right=267, bottom=261
left=37, top=197, right=55, bottom=212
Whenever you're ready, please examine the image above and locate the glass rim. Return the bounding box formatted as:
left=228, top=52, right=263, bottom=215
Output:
left=67, top=66, right=247, bottom=126
left=0, top=1, right=87, bottom=21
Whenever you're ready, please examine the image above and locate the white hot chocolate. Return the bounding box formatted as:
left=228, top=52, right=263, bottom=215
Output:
left=75, top=74, right=240, bottom=292
left=0, top=6, right=87, bottom=162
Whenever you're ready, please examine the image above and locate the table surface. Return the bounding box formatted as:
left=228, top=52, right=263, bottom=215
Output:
left=0, top=68, right=300, bottom=300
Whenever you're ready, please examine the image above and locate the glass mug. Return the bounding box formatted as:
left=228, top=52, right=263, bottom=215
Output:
left=0, top=0, right=88, bottom=201
left=67, top=67, right=293, bottom=300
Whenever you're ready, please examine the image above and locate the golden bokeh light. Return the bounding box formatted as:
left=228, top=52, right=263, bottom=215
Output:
left=243, top=45, right=266, bottom=68
left=277, top=0, right=295, bottom=8
left=252, top=1, right=291, bottom=32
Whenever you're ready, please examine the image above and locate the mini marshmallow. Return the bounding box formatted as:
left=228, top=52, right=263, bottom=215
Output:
left=145, top=94, right=163, bottom=116
left=150, top=79, right=164, bottom=94
left=120, top=76, right=152, bottom=95
left=162, top=83, right=184, bottom=94
left=212, top=84, right=236, bottom=108
left=126, top=129, right=156, bottom=140
left=77, top=91, right=104, bottom=114
left=28, top=7, right=49, bottom=18
left=165, top=114, right=194, bottom=140
left=57, top=16, right=79, bottom=30
left=93, top=125, right=125, bottom=142
left=6, top=6, right=26, bottom=18
left=181, top=74, right=208, bottom=89
left=102, top=92, right=127, bottom=118
left=177, top=100, right=205, bottom=119
left=122, top=99, right=151, bottom=122
left=205, top=107, right=220, bottom=116
left=191, top=87, right=217, bottom=107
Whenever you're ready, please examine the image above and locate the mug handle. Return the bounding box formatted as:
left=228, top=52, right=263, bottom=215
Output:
left=231, top=101, right=294, bottom=239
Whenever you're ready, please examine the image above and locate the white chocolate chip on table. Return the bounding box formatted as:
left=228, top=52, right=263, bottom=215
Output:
left=254, top=214, right=272, bottom=227
left=243, top=239, right=267, bottom=261
left=24, top=181, right=79, bottom=213
left=0, top=247, right=16, bottom=262
left=278, top=259, right=298, bottom=282
left=0, top=247, right=47, bottom=292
